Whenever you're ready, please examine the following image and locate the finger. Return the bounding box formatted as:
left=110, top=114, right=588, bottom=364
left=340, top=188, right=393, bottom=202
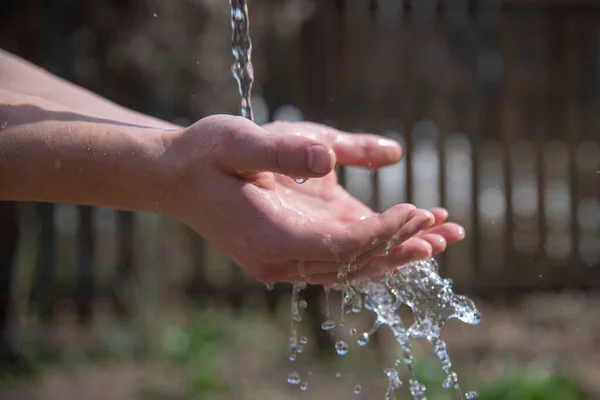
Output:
left=221, top=120, right=336, bottom=178
left=271, top=210, right=436, bottom=281
left=258, top=203, right=418, bottom=263
left=429, top=208, right=449, bottom=225
left=417, top=222, right=465, bottom=246
left=332, top=133, right=402, bottom=168
left=354, top=209, right=435, bottom=267
left=419, top=233, right=447, bottom=255
left=283, top=238, right=434, bottom=285
left=263, top=121, right=402, bottom=168
left=351, top=238, right=433, bottom=281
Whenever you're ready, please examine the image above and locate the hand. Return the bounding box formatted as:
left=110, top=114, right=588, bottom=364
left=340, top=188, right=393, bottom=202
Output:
left=162, top=115, right=464, bottom=284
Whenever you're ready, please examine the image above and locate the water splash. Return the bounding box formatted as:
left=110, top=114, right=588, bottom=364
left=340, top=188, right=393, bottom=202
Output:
left=354, top=259, right=481, bottom=399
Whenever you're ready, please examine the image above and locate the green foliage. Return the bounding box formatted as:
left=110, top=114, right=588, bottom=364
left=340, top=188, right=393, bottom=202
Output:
left=159, top=311, right=231, bottom=399
left=0, top=347, right=45, bottom=386
left=402, top=351, right=584, bottom=400
left=477, top=368, right=584, bottom=400
left=410, top=352, right=456, bottom=400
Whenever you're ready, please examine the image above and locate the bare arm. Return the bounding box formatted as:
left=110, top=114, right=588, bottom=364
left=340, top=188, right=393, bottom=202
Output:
left=0, top=89, right=177, bottom=213
left=0, top=49, right=179, bottom=130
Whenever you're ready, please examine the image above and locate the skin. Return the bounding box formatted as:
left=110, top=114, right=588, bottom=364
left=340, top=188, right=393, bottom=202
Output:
left=0, top=50, right=465, bottom=284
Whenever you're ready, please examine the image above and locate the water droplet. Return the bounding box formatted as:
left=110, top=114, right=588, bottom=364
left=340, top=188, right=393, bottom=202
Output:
left=357, top=332, right=369, bottom=346
left=354, top=384, right=362, bottom=394
left=409, top=379, right=427, bottom=398
left=297, top=260, right=306, bottom=280
left=442, top=372, right=458, bottom=389
left=287, top=372, right=301, bottom=385
left=321, top=320, right=336, bottom=331
left=335, top=372, right=342, bottom=378
left=295, top=177, right=307, bottom=184
left=300, top=336, right=308, bottom=344
left=347, top=260, right=357, bottom=273
left=0, top=121, right=7, bottom=130
left=300, top=381, right=308, bottom=391
left=384, top=240, right=394, bottom=256
left=335, top=340, right=349, bottom=356
left=152, top=12, right=157, bottom=17
left=349, top=328, right=357, bottom=336
left=394, top=359, right=401, bottom=367
left=296, top=345, right=303, bottom=354
left=337, top=271, right=346, bottom=280
left=265, top=282, right=274, bottom=291
left=465, top=391, right=479, bottom=399
left=299, top=300, right=307, bottom=308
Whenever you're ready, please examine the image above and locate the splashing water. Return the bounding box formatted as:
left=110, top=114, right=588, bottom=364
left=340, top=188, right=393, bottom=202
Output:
left=354, top=259, right=481, bottom=399
left=228, top=3, right=481, bottom=398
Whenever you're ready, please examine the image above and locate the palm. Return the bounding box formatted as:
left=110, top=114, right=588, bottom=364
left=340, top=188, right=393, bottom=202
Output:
left=199, top=119, right=466, bottom=284
left=273, top=171, right=372, bottom=224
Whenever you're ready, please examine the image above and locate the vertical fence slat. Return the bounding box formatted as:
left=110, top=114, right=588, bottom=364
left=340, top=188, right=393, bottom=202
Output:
left=534, top=17, right=548, bottom=280
left=567, top=17, right=582, bottom=285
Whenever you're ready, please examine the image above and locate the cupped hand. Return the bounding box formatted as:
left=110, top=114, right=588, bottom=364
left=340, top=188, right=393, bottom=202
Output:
left=162, top=115, right=464, bottom=284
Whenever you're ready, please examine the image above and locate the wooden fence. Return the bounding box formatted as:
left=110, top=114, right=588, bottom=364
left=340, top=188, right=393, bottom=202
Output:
left=0, top=0, right=599, bottom=362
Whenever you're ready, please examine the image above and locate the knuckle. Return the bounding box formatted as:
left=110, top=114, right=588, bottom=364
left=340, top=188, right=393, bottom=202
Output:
left=264, top=139, right=282, bottom=173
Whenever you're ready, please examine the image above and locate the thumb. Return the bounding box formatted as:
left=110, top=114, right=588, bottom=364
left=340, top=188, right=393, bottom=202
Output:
left=224, top=128, right=336, bottom=178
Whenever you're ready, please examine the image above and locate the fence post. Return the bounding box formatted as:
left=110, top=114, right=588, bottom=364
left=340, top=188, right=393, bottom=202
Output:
left=0, top=202, right=20, bottom=367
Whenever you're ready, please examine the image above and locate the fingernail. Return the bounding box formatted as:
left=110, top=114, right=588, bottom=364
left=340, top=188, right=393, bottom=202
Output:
left=377, top=138, right=402, bottom=160
left=307, top=145, right=332, bottom=175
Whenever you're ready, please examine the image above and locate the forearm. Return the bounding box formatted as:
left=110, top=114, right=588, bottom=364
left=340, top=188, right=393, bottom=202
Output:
left=0, top=49, right=179, bottom=130
left=0, top=89, right=177, bottom=213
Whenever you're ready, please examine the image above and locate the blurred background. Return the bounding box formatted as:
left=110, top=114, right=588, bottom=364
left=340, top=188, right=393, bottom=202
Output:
left=1, top=0, right=600, bottom=399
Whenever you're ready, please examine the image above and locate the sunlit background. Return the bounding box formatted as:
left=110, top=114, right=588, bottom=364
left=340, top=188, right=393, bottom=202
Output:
left=1, top=0, right=600, bottom=399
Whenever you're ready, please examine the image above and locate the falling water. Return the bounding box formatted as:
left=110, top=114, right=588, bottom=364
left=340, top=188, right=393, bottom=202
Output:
left=229, top=0, right=254, bottom=120
left=228, top=2, right=480, bottom=399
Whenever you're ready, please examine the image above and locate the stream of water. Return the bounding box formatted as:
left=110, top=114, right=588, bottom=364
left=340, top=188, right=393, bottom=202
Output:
left=228, top=2, right=480, bottom=398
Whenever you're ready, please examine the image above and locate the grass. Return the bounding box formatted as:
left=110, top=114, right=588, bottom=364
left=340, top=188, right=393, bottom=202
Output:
left=157, top=310, right=231, bottom=399
left=0, top=307, right=588, bottom=400
left=408, top=351, right=585, bottom=400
